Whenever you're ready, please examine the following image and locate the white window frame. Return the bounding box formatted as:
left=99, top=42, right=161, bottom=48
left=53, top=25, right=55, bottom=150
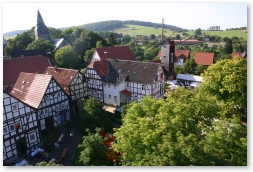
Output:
left=114, top=96, right=117, bottom=100
left=29, top=133, right=36, bottom=143
left=12, top=103, right=18, bottom=112
left=3, top=126, right=9, bottom=134
left=109, top=95, right=111, bottom=99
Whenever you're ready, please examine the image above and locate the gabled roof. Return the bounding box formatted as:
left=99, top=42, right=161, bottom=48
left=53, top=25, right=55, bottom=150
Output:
left=90, top=60, right=108, bottom=79
left=43, top=67, right=78, bottom=86
left=120, top=89, right=131, bottom=97
left=175, top=50, right=190, bottom=59
left=9, top=49, right=46, bottom=58
left=104, top=59, right=161, bottom=84
left=95, top=46, right=136, bottom=61
left=3, top=55, right=52, bottom=87
left=10, top=72, right=52, bottom=109
left=194, top=52, right=214, bottom=66
left=158, top=50, right=190, bottom=59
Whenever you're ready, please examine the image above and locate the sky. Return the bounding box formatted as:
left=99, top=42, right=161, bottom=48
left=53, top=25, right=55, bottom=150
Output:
left=2, top=1, right=248, bottom=34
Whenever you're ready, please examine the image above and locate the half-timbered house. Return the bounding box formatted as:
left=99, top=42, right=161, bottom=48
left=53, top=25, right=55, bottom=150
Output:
left=85, top=59, right=164, bottom=106
left=43, top=67, right=87, bottom=114
left=10, top=72, right=71, bottom=137
left=3, top=92, right=40, bottom=164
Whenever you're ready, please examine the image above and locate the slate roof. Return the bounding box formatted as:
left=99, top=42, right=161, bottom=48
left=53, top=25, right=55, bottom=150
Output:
left=34, top=10, right=49, bottom=35
left=3, top=55, right=52, bottom=87
left=95, top=46, right=136, bottom=61
left=194, top=52, right=214, bottom=66
left=44, top=67, right=78, bottom=86
left=51, top=38, right=69, bottom=51
left=103, top=59, right=161, bottom=84
left=9, top=49, right=46, bottom=58
left=10, top=72, right=52, bottom=109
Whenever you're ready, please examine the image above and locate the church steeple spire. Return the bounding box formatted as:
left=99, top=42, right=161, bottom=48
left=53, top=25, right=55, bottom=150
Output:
left=34, top=9, right=50, bottom=40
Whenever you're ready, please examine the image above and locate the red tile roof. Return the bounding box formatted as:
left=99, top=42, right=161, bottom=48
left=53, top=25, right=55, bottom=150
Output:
left=3, top=55, right=51, bottom=87
left=157, top=50, right=189, bottom=59
left=43, top=67, right=78, bottom=85
left=10, top=72, right=52, bottom=109
left=91, top=60, right=108, bottom=78
left=232, top=52, right=247, bottom=59
left=175, top=50, right=190, bottom=59
left=95, top=46, right=136, bottom=61
left=194, top=52, right=214, bottom=66
left=120, top=89, right=131, bottom=97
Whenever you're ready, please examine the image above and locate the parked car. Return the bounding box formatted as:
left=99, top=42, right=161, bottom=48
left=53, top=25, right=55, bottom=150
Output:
left=167, top=80, right=178, bottom=90
left=190, top=82, right=200, bottom=89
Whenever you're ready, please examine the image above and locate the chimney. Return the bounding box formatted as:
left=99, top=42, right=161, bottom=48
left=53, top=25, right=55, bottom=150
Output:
left=161, top=18, right=164, bottom=43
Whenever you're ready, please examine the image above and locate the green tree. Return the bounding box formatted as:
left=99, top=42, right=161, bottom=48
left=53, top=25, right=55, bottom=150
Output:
left=201, top=57, right=247, bottom=118
left=96, top=41, right=104, bottom=48
left=108, top=33, right=117, bottom=47
left=142, top=36, right=148, bottom=45
left=35, top=160, right=63, bottom=166
left=150, top=34, right=155, bottom=39
left=26, top=38, right=54, bottom=52
left=78, top=128, right=109, bottom=166
left=4, top=31, right=34, bottom=56
left=55, top=45, right=81, bottom=69
left=183, top=58, right=197, bottom=74
left=48, top=27, right=62, bottom=39
left=224, top=38, right=233, bottom=54
left=84, top=48, right=95, bottom=65
left=122, top=34, right=131, bottom=45
left=175, top=34, right=180, bottom=39
left=60, top=27, right=83, bottom=46
left=196, top=64, right=207, bottom=74
left=195, top=28, right=202, bottom=36
left=80, top=97, right=113, bottom=134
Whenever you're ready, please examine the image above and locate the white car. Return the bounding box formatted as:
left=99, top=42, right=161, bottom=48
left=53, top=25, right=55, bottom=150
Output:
left=190, top=82, right=200, bottom=89
left=167, top=80, right=178, bottom=90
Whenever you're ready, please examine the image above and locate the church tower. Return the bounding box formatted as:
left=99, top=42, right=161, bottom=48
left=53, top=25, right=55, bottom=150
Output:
left=34, top=10, right=50, bottom=40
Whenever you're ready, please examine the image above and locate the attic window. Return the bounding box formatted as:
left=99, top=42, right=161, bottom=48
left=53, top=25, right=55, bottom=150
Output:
left=22, top=81, right=26, bottom=84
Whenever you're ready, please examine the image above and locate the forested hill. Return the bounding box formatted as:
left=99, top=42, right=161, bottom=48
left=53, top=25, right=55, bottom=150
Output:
left=78, top=20, right=187, bottom=32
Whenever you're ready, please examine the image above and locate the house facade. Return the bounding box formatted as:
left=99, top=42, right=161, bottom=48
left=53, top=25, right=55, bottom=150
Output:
left=85, top=59, right=165, bottom=106
left=10, top=72, right=71, bottom=137
left=43, top=67, right=87, bottom=114
left=3, top=92, right=40, bottom=163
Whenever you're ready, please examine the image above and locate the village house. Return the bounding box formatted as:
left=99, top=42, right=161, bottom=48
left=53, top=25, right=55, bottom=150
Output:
left=8, top=49, right=46, bottom=59
left=3, top=55, right=52, bottom=91
left=85, top=59, right=165, bottom=106
left=157, top=49, right=190, bottom=66
left=193, top=52, right=214, bottom=66
left=85, top=46, right=136, bottom=99
left=3, top=92, right=40, bottom=164
left=43, top=67, right=87, bottom=115
left=9, top=72, right=71, bottom=138
left=231, top=52, right=247, bottom=60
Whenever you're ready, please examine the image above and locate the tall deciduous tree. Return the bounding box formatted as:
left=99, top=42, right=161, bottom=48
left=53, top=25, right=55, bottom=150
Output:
left=224, top=38, right=233, bottom=54
left=108, top=33, right=117, bottom=47
left=26, top=38, right=54, bottom=52
left=183, top=58, right=197, bottom=74
left=195, top=28, right=202, bottom=36
left=200, top=57, right=247, bottom=118
left=78, top=128, right=109, bottom=166
left=55, top=45, right=81, bottom=69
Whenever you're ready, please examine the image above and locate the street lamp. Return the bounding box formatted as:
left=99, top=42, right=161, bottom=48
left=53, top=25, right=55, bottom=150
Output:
left=70, top=131, right=75, bottom=143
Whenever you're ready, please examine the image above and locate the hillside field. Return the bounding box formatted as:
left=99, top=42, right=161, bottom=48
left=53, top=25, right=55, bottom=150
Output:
left=111, top=24, right=247, bottom=40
